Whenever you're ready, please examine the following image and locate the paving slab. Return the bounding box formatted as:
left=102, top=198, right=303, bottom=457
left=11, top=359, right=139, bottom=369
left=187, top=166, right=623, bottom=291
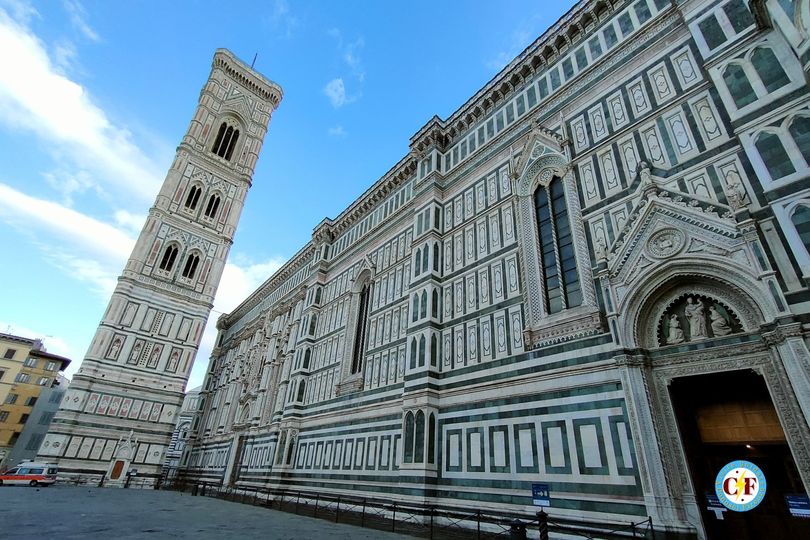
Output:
left=0, top=485, right=415, bottom=539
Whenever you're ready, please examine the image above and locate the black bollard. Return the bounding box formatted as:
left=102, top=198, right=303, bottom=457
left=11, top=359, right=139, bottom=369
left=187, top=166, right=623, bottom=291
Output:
left=509, top=519, right=527, bottom=540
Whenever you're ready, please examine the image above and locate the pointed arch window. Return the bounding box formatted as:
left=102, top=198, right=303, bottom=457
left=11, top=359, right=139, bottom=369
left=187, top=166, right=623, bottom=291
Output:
left=751, top=48, right=790, bottom=93
left=788, top=116, right=810, bottom=165
left=204, top=194, right=221, bottom=219
left=351, top=280, right=371, bottom=374
left=418, top=335, right=426, bottom=367
left=184, top=185, right=202, bottom=210
left=302, top=349, right=311, bottom=369
left=428, top=413, right=436, bottom=464
left=722, top=64, right=756, bottom=109
left=432, top=243, right=440, bottom=272
left=182, top=254, right=200, bottom=280
left=430, top=335, right=437, bottom=366
left=409, top=338, right=417, bottom=369
left=755, top=132, right=795, bottom=180
left=296, top=381, right=306, bottom=402
left=404, top=412, right=415, bottom=463
left=534, top=177, right=582, bottom=314
left=431, top=290, right=439, bottom=319
left=411, top=295, right=419, bottom=323
left=211, top=121, right=240, bottom=161
left=420, top=291, right=427, bottom=319
left=421, top=246, right=429, bottom=273
left=414, top=411, right=425, bottom=463
left=792, top=205, right=810, bottom=254
left=159, top=245, right=179, bottom=272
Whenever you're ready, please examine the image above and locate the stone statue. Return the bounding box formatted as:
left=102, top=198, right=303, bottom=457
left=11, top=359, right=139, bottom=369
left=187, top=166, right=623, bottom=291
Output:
left=129, top=342, right=142, bottom=363
left=710, top=305, right=732, bottom=336
left=109, top=338, right=122, bottom=359
left=639, top=161, right=653, bottom=188
left=666, top=314, right=684, bottom=344
left=595, top=236, right=608, bottom=263
left=724, top=170, right=748, bottom=211
left=684, top=297, right=707, bottom=339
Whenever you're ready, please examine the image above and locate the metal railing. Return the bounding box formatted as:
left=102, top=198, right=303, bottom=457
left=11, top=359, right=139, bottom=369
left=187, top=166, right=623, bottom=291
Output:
left=167, top=480, right=657, bottom=540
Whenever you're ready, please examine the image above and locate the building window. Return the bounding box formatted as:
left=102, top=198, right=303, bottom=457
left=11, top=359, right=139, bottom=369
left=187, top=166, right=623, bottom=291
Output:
left=0, top=369, right=4, bottom=381
left=428, top=413, right=436, bottom=464
left=722, top=64, right=756, bottom=109
left=788, top=116, right=810, bottom=165
left=25, top=396, right=37, bottom=407
left=418, top=336, right=426, bottom=367
left=23, top=357, right=37, bottom=368
left=184, top=185, right=202, bottom=210
left=39, top=411, right=55, bottom=425
left=755, top=132, right=795, bottom=180
left=698, top=15, right=726, bottom=50
left=159, top=245, right=179, bottom=272
left=181, top=254, right=200, bottom=280
left=0, top=411, right=8, bottom=422
left=211, top=121, right=240, bottom=161
left=792, top=205, right=810, bottom=254
left=5, top=393, right=17, bottom=404
left=751, top=48, right=791, bottom=93
left=45, top=361, right=58, bottom=371
left=204, top=194, right=221, bottom=219
left=19, top=413, right=29, bottom=424
left=15, top=373, right=30, bottom=383
left=414, top=410, right=425, bottom=463
left=296, top=381, right=306, bottom=402
left=3, top=348, right=16, bottom=359
left=38, top=377, right=49, bottom=386
left=351, top=281, right=371, bottom=374
left=25, top=433, right=44, bottom=452
left=404, top=411, right=414, bottom=463
left=534, top=177, right=582, bottom=314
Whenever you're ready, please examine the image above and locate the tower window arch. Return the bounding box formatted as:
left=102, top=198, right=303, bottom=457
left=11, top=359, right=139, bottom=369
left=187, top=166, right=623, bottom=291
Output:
left=296, top=381, right=306, bottom=402
left=722, top=63, right=756, bottom=109
left=431, top=290, right=439, bottom=319
left=211, top=121, right=240, bottom=161
left=751, top=47, right=790, bottom=93
left=412, top=295, right=419, bottom=322
left=430, top=335, right=437, bottom=366
left=534, top=177, right=582, bottom=314
left=184, top=185, right=203, bottom=210
left=428, top=413, right=436, bottom=464
left=204, top=194, right=221, bottom=219
left=303, top=349, right=311, bottom=369
left=414, top=248, right=421, bottom=276
left=159, top=245, right=179, bottom=272
left=755, top=131, right=795, bottom=180
left=418, top=335, right=426, bottom=367
left=414, top=410, right=425, bottom=463
left=181, top=253, right=201, bottom=280
left=421, top=246, right=429, bottom=272
left=788, top=116, right=810, bottom=165
left=420, top=291, right=428, bottom=319
left=409, top=338, right=417, bottom=369
left=432, top=243, right=440, bottom=272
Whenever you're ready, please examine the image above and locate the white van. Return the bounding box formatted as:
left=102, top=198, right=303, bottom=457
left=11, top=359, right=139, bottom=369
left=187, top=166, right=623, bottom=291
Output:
left=0, top=461, right=59, bottom=486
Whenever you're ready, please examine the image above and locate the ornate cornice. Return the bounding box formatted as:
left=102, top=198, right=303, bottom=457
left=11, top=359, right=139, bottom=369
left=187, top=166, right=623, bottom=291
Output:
left=212, top=49, right=283, bottom=108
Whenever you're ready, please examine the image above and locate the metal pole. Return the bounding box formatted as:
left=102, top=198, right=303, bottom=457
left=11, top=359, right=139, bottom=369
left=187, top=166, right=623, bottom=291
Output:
left=537, top=510, right=549, bottom=540
left=390, top=502, right=395, bottom=532
left=362, top=498, right=367, bottom=527
left=477, top=509, right=481, bottom=540
left=314, top=493, right=319, bottom=518
left=296, top=492, right=301, bottom=514
left=335, top=496, right=341, bottom=523
left=430, top=507, right=434, bottom=540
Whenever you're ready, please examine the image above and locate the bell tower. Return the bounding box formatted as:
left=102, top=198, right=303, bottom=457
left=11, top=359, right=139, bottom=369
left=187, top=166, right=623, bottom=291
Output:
left=38, top=49, right=283, bottom=484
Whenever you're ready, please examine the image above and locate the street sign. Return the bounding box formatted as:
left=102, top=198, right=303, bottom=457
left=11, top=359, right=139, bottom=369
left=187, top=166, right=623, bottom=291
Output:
left=532, top=483, right=550, bottom=507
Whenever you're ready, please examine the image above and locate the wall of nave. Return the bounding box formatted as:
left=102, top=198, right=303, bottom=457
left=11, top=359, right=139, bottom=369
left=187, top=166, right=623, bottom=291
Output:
left=182, top=1, right=810, bottom=537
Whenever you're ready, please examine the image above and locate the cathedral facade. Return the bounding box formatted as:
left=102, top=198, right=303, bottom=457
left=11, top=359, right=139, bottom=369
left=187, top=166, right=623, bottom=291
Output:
left=181, top=1, right=810, bottom=538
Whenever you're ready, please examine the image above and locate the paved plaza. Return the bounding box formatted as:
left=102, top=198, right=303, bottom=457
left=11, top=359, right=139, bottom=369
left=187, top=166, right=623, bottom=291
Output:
left=0, top=486, right=414, bottom=539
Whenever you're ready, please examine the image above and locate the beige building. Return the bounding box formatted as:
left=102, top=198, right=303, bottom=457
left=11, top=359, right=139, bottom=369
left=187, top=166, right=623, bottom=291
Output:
left=0, top=333, right=71, bottom=468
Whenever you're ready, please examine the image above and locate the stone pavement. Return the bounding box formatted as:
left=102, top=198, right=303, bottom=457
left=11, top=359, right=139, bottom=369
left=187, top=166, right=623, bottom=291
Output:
left=0, top=485, right=415, bottom=539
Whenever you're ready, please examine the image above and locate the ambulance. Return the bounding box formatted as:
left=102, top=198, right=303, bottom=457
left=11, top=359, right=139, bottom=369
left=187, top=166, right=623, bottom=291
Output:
left=0, top=461, right=59, bottom=486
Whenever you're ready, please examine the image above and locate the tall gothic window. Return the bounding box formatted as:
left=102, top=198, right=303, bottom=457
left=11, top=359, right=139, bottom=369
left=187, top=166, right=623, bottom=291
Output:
left=211, top=121, right=240, bottom=161
left=789, top=116, right=810, bottom=165
left=184, top=185, right=202, bottom=210
left=751, top=48, right=790, bottom=93
left=204, top=194, right=221, bottom=219
left=404, top=412, right=414, bottom=463
left=792, top=205, right=810, bottom=254
left=755, top=132, right=795, bottom=179
left=534, top=178, right=582, bottom=314
left=428, top=413, right=436, bottom=464
left=182, top=254, right=200, bottom=279
left=351, top=281, right=371, bottom=374
left=722, top=64, right=756, bottom=109
left=414, top=411, right=425, bottom=463
left=159, top=245, right=179, bottom=272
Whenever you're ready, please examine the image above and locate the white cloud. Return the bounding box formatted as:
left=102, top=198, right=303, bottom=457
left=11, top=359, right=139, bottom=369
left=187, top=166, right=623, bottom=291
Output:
left=324, top=77, right=350, bottom=108
left=485, top=23, right=537, bottom=72
left=327, top=124, right=347, bottom=137
left=61, top=0, right=99, bottom=42
left=0, top=0, right=37, bottom=24
left=113, top=209, right=146, bottom=236
left=43, top=168, right=97, bottom=205
left=0, top=7, right=163, bottom=202
left=268, top=0, right=299, bottom=39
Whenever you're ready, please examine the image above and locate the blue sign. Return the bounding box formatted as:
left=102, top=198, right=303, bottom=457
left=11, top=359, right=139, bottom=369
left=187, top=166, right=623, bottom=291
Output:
left=786, top=495, right=810, bottom=518
left=532, top=483, right=550, bottom=507
left=715, top=460, right=767, bottom=512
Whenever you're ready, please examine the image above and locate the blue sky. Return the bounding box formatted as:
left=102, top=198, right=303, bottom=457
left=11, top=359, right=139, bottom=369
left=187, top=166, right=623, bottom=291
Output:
left=0, top=0, right=575, bottom=389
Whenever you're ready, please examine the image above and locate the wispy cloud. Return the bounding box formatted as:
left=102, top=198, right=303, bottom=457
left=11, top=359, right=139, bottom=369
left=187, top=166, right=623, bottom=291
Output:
left=324, top=78, right=354, bottom=108
left=62, top=0, right=99, bottom=42
left=0, top=0, right=37, bottom=23
left=268, top=0, right=299, bottom=39
left=323, top=28, right=365, bottom=108
left=0, top=320, right=80, bottom=379
left=0, top=6, right=164, bottom=203
left=484, top=15, right=545, bottom=72
left=327, top=124, right=347, bottom=137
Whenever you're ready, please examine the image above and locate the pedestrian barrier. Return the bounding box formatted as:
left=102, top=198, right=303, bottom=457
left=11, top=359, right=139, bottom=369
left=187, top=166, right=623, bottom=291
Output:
left=165, top=479, right=657, bottom=539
